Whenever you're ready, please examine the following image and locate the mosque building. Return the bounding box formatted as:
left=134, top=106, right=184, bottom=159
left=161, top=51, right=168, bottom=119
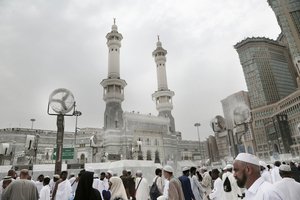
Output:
left=98, top=21, right=180, bottom=165
left=0, top=21, right=210, bottom=167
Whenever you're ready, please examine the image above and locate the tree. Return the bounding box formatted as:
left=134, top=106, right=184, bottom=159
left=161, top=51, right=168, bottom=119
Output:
left=138, top=150, right=143, bottom=160
left=154, top=150, right=160, bottom=163
left=146, top=150, right=152, bottom=160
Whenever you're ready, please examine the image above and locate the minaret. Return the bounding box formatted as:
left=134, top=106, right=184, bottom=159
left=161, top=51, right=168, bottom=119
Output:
left=152, top=36, right=175, bottom=133
left=101, top=19, right=127, bottom=130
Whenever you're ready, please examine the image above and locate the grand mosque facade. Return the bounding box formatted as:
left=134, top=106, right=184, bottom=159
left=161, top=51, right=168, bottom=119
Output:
left=0, top=21, right=209, bottom=166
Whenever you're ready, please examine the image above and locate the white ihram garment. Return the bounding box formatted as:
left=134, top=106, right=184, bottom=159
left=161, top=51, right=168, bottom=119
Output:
left=271, top=166, right=282, bottom=183
left=244, top=177, right=284, bottom=200
left=222, top=172, right=242, bottom=200
left=208, top=177, right=223, bottom=200
left=39, top=185, right=50, bottom=200
left=274, top=177, right=300, bottom=200
left=190, top=175, right=203, bottom=200
left=135, top=177, right=149, bottom=200
left=55, top=180, right=72, bottom=200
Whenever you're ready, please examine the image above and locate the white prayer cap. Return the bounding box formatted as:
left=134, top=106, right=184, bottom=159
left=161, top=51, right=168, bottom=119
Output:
left=93, top=173, right=99, bottom=178
left=259, top=161, right=267, bottom=169
left=163, top=165, right=174, bottom=173
left=3, top=176, right=11, bottom=180
left=200, top=166, right=207, bottom=171
left=225, top=164, right=233, bottom=169
left=86, top=167, right=95, bottom=173
left=157, top=196, right=167, bottom=200
left=53, top=174, right=60, bottom=179
left=182, top=167, right=190, bottom=172
left=279, top=164, right=291, bottom=172
left=107, top=170, right=113, bottom=175
left=127, top=169, right=131, bottom=172
left=235, top=153, right=259, bottom=166
left=136, top=170, right=142, bottom=174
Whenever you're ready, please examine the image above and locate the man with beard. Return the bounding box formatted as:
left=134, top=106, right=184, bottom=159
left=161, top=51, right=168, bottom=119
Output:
left=233, top=153, right=284, bottom=200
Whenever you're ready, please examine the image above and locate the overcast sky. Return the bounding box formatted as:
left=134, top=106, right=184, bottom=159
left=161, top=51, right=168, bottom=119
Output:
left=0, top=0, right=281, bottom=140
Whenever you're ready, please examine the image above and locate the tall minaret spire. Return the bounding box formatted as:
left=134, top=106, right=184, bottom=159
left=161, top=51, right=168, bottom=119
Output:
left=152, top=37, right=176, bottom=133
left=101, top=19, right=127, bottom=130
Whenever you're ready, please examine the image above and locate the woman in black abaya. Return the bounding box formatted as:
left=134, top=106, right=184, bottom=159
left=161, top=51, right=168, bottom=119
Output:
left=74, top=171, right=102, bottom=200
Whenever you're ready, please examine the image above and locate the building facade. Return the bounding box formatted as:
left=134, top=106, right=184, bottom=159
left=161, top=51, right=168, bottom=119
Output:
left=235, top=37, right=297, bottom=109
left=268, top=0, right=300, bottom=73
left=0, top=128, right=94, bottom=165
left=251, top=90, right=300, bottom=159
left=221, top=91, right=255, bottom=157
left=234, top=37, right=299, bottom=159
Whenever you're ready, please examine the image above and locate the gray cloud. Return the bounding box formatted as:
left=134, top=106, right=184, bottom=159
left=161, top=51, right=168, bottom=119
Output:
left=0, top=0, right=280, bottom=140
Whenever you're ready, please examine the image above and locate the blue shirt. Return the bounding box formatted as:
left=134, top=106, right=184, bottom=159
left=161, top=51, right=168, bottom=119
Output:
left=179, top=175, right=195, bottom=200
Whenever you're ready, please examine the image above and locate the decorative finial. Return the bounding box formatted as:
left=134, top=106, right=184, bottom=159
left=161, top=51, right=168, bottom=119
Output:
left=113, top=18, right=116, bottom=25
left=157, top=35, right=160, bottom=42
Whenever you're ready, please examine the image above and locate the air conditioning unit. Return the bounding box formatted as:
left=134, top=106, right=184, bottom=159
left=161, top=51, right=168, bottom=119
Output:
left=0, top=143, right=11, bottom=155
left=25, top=135, right=35, bottom=150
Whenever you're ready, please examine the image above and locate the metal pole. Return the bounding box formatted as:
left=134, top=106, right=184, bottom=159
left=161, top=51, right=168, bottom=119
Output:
left=55, top=114, right=64, bottom=175
left=194, top=123, right=201, bottom=160
left=74, top=110, right=82, bottom=147
left=75, top=114, right=78, bottom=146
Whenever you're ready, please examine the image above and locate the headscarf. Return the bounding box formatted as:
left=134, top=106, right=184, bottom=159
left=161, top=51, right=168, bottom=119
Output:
left=74, top=171, right=101, bottom=200
left=110, top=177, right=128, bottom=200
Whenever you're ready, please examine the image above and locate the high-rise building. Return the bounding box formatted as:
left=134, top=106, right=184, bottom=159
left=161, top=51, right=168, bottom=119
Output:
left=221, top=91, right=255, bottom=156
left=268, top=0, right=300, bottom=72
left=221, top=91, right=250, bottom=130
left=235, top=37, right=297, bottom=159
left=235, top=37, right=297, bottom=109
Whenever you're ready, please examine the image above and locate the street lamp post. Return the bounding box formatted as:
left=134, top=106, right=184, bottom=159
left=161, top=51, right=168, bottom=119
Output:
left=74, top=110, right=82, bottom=147
left=194, top=123, right=201, bottom=160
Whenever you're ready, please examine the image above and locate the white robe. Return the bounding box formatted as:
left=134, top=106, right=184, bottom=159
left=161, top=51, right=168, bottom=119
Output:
left=68, top=177, right=77, bottom=199
left=201, top=172, right=212, bottom=200
left=261, top=170, right=272, bottom=183
left=0, top=180, right=3, bottom=200
left=161, top=179, right=169, bottom=198
left=97, top=180, right=106, bottom=200
left=271, top=167, right=282, bottom=183
left=274, top=177, right=300, bottom=200
left=245, top=177, right=284, bottom=200
left=152, top=176, right=164, bottom=194
left=135, top=177, right=149, bottom=200
left=190, top=175, right=203, bottom=200
left=55, top=180, right=72, bottom=200
left=92, top=178, right=101, bottom=191
left=39, top=185, right=50, bottom=200
left=222, top=172, right=242, bottom=200
left=209, top=177, right=223, bottom=200
left=35, top=181, right=44, bottom=194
